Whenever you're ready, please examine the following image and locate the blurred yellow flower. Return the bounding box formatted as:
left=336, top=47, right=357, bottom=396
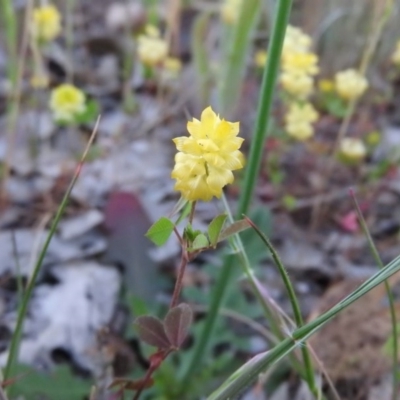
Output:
left=221, top=0, right=242, bottom=25
left=283, top=26, right=312, bottom=56
left=31, top=73, right=49, bottom=89
left=339, top=138, right=366, bottom=162
left=391, top=40, right=400, bottom=66
left=164, top=57, right=182, bottom=74
left=282, top=52, right=319, bottom=76
left=160, top=57, right=182, bottom=83
left=137, top=25, right=168, bottom=67
left=280, top=26, right=318, bottom=100
left=49, top=84, right=86, bottom=122
left=285, top=102, right=319, bottom=141
left=318, top=79, right=334, bottom=92
left=32, top=4, right=61, bottom=42
left=254, top=50, right=267, bottom=68
left=334, top=69, right=368, bottom=101
left=171, top=106, right=244, bottom=202
left=280, top=71, right=314, bottom=99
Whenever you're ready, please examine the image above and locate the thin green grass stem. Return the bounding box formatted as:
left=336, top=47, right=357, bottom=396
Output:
left=3, top=118, right=100, bottom=382
left=237, top=0, right=292, bottom=217
left=245, top=217, right=318, bottom=397
left=182, top=0, right=293, bottom=390
left=350, top=190, right=398, bottom=400
left=1, top=0, right=17, bottom=86
left=208, top=253, right=400, bottom=400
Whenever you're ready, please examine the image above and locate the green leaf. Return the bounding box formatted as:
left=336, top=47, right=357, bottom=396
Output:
left=11, top=364, right=91, bottom=400
left=184, top=224, right=202, bottom=243
left=191, top=233, right=209, bottom=250
left=218, top=219, right=250, bottom=242
left=145, top=217, right=175, bottom=246
left=208, top=214, right=227, bottom=246
left=74, top=98, right=100, bottom=124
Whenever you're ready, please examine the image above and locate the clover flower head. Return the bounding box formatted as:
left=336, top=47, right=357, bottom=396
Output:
left=318, top=79, right=334, bottom=92
left=283, top=26, right=312, bottom=56
left=282, top=52, right=319, bottom=76
left=31, top=73, right=49, bottom=89
left=285, top=102, right=319, bottom=141
left=391, top=40, right=400, bottom=66
left=221, top=0, right=242, bottom=24
left=49, top=84, right=86, bottom=122
left=137, top=25, right=168, bottom=67
left=334, top=69, right=368, bottom=101
left=254, top=50, right=267, bottom=68
left=339, top=138, right=366, bottom=162
left=171, top=106, right=244, bottom=202
left=164, top=57, right=182, bottom=74
left=280, top=71, right=314, bottom=99
left=32, top=4, right=61, bottom=42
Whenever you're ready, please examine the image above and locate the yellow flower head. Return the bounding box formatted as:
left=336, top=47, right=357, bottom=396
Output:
left=164, top=57, right=182, bottom=73
left=282, top=52, right=319, bottom=76
left=32, top=4, right=61, bottom=42
left=318, top=79, right=334, bottom=93
left=49, top=84, right=86, bottom=122
left=285, top=102, right=319, bottom=141
left=31, top=73, right=49, bottom=89
left=171, top=106, right=244, bottom=202
left=137, top=25, right=168, bottom=67
left=254, top=50, right=267, bottom=68
left=221, top=0, right=242, bottom=25
left=334, top=69, right=368, bottom=101
left=339, top=138, right=367, bottom=162
left=280, top=71, right=314, bottom=99
left=283, top=26, right=312, bottom=56
left=391, top=40, right=400, bottom=66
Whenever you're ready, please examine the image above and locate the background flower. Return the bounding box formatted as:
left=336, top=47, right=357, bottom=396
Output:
left=32, top=4, right=61, bottom=42
left=49, top=84, right=86, bottom=122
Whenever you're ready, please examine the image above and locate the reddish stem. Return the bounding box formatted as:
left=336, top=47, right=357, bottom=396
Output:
left=170, top=250, right=189, bottom=308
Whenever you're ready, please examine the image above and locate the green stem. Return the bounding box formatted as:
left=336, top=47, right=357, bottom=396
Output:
left=237, top=0, right=292, bottom=217
left=3, top=118, right=100, bottom=381
left=244, top=217, right=318, bottom=397
left=181, top=0, right=293, bottom=389
left=350, top=190, right=398, bottom=400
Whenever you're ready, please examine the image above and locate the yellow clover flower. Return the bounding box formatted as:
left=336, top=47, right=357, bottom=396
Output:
left=391, top=40, right=400, bottom=66
left=280, top=71, right=314, bottom=99
left=254, top=50, right=267, bottom=68
left=137, top=25, right=168, bottom=67
left=31, top=73, right=49, bottom=89
left=334, top=69, right=368, bottom=101
left=49, top=84, right=86, bottom=122
left=285, top=102, right=319, bottom=141
left=171, top=106, right=244, bottom=202
left=339, top=138, right=367, bottom=163
left=283, top=26, right=312, bottom=56
left=282, top=52, right=319, bottom=76
left=221, top=0, right=242, bottom=25
left=318, top=79, right=334, bottom=93
left=32, top=4, right=62, bottom=42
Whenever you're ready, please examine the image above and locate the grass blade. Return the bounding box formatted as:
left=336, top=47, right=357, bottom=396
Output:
left=3, top=117, right=101, bottom=381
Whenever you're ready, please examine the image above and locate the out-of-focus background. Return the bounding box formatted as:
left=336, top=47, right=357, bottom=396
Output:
left=1, top=0, right=400, bottom=399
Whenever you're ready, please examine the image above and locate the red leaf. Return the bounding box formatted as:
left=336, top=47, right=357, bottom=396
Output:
left=164, top=304, right=193, bottom=348
left=134, top=316, right=171, bottom=349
